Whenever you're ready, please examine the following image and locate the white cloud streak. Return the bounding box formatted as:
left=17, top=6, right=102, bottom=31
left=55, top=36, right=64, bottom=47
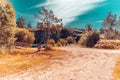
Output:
left=34, top=0, right=106, bottom=26
left=97, top=20, right=103, bottom=23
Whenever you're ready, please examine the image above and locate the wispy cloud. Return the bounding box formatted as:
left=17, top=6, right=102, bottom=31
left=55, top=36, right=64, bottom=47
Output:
left=97, top=20, right=103, bottom=23
left=33, top=0, right=106, bottom=26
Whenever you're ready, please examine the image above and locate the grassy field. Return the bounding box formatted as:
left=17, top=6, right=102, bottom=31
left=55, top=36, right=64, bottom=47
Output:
left=0, top=48, right=68, bottom=77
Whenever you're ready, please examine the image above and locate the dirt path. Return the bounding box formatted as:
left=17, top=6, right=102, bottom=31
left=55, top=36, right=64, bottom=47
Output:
left=0, top=46, right=120, bottom=80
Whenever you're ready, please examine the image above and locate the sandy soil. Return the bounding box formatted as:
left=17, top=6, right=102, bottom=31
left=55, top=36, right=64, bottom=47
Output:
left=0, top=45, right=120, bottom=80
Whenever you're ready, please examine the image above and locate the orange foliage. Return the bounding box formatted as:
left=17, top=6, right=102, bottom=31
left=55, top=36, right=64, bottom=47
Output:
left=94, top=40, right=120, bottom=49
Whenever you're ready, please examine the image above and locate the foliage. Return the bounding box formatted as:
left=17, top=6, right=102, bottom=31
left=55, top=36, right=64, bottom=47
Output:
left=79, top=31, right=100, bottom=47
left=104, top=29, right=120, bottom=39
left=94, top=40, right=120, bottom=49
left=57, top=41, right=62, bottom=46
left=102, top=12, right=117, bottom=29
left=59, top=39, right=68, bottom=46
left=37, top=22, right=44, bottom=29
left=35, top=7, right=62, bottom=47
left=86, top=24, right=92, bottom=31
left=100, top=12, right=120, bottom=40
left=0, top=1, right=16, bottom=53
left=16, top=16, right=26, bottom=28
left=15, top=28, right=35, bottom=44
left=47, top=39, right=55, bottom=46
left=66, top=36, right=75, bottom=44
left=60, top=29, right=72, bottom=39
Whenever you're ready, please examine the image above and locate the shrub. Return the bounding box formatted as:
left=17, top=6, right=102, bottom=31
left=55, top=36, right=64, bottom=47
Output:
left=56, top=41, right=62, bottom=46
left=59, top=39, right=68, bottom=46
left=79, top=31, right=100, bottom=47
left=0, top=1, right=16, bottom=54
left=66, top=36, right=75, bottom=44
left=15, top=28, right=35, bottom=44
left=47, top=39, right=55, bottom=46
left=94, top=40, right=120, bottom=49
left=45, top=46, right=53, bottom=51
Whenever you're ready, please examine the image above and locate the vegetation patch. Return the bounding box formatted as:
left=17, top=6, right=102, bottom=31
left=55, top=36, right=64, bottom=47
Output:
left=94, top=40, right=120, bottom=49
left=79, top=31, right=100, bottom=47
left=0, top=48, right=69, bottom=77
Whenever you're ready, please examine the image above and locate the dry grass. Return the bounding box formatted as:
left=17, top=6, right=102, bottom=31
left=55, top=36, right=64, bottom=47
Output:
left=0, top=48, right=68, bottom=77
left=113, top=58, right=120, bottom=80
left=94, top=40, right=120, bottom=49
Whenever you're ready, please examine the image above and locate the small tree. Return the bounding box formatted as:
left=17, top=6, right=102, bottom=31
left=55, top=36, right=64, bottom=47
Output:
left=17, top=16, right=26, bottom=28
left=102, top=12, right=120, bottom=39
left=102, top=12, right=117, bottom=30
left=0, top=1, right=16, bottom=53
left=35, top=7, right=62, bottom=47
left=86, top=24, right=92, bottom=31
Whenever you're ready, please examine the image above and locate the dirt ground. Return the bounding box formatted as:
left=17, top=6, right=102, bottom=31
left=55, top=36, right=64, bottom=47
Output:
left=0, top=45, right=120, bottom=80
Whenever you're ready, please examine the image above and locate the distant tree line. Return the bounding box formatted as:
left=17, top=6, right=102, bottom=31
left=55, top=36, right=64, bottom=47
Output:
left=100, top=12, right=120, bottom=39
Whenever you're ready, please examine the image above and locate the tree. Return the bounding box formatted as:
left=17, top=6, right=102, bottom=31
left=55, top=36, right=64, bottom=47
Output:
left=102, top=12, right=120, bottom=39
left=27, top=22, right=32, bottom=28
left=117, top=17, right=120, bottom=30
left=0, top=1, right=16, bottom=53
left=35, top=7, right=62, bottom=47
left=37, top=22, right=44, bottom=29
left=86, top=24, right=92, bottom=31
left=15, top=28, right=35, bottom=44
left=17, top=16, right=26, bottom=28
left=102, top=12, right=117, bottom=30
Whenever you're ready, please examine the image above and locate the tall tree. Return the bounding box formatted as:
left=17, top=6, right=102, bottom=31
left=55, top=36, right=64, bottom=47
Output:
left=102, top=12, right=117, bottom=30
left=35, top=7, right=62, bottom=47
left=0, top=1, right=16, bottom=53
left=17, top=16, right=26, bottom=28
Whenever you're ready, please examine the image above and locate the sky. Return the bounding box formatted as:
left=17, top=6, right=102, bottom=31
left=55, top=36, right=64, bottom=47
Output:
left=9, top=0, right=120, bottom=29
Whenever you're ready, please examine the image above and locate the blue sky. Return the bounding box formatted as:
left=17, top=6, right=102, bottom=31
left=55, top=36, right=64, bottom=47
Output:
left=9, top=0, right=120, bottom=29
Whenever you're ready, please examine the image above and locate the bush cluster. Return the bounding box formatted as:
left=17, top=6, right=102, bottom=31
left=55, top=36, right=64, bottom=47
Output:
left=47, top=39, right=55, bottom=46
left=59, top=39, right=68, bottom=46
left=79, top=31, right=100, bottom=47
left=15, top=28, right=35, bottom=44
left=66, top=36, right=75, bottom=44
left=94, top=40, right=120, bottom=49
